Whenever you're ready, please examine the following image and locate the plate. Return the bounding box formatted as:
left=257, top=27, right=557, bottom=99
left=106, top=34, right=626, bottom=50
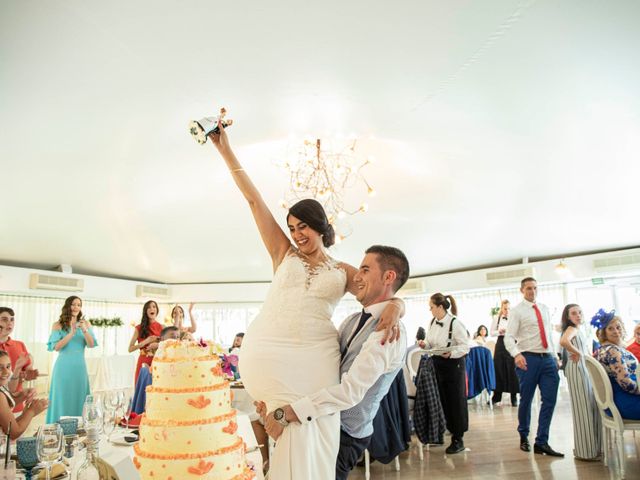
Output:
left=110, top=433, right=138, bottom=446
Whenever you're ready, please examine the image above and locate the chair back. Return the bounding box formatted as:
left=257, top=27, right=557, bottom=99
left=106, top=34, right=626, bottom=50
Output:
left=583, top=355, right=625, bottom=431
left=408, top=348, right=428, bottom=380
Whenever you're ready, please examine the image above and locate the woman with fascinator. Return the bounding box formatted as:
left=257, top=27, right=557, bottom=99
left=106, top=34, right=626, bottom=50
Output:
left=594, top=309, right=640, bottom=419
left=207, top=121, right=404, bottom=478
left=559, top=304, right=601, bottom=460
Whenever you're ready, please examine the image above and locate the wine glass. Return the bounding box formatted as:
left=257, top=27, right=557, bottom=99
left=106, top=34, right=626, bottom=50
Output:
left=123, top=397, right=134, bottom=430
left=116, top=390, right=125, bottom=409
left=103, top=406, right=117, bottom=441
left=36, top=424, right=64, bottom=480
left=106, top=390, right=120, bottom=412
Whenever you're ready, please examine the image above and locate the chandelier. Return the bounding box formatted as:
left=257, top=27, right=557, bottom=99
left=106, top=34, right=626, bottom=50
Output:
left=279, top=137, right=375, bottom=242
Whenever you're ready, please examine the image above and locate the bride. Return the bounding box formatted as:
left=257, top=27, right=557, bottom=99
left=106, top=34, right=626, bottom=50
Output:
left=208, top=122, right=403, bottom=479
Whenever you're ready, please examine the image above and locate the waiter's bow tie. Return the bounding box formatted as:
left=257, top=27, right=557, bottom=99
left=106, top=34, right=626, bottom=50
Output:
left=435, top=319, right=444, bottom=327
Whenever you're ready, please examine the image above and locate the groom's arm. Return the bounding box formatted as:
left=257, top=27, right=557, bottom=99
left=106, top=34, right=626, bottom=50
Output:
left=285, top=325, right=407, bottom=425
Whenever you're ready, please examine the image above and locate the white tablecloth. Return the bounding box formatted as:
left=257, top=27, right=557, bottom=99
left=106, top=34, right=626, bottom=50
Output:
left=86, top=355, right=136, bottom=393
left=79, top=414, right=264, bottom=480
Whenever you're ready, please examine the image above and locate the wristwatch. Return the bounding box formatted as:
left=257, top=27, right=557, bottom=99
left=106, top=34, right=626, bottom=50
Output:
left=273, top=407, right=289, bottom=427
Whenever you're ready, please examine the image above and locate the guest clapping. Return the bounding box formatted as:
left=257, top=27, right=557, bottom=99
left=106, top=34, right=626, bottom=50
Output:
left=0, top=307, right=39, bottom=412
left=0, top=351, right=47, bottom=439
left=46, top=296, right=97, bottom=423
left=171, top=303, right=197, bottom=335
left=129, top=300, right=163, bottom=384
left=593, top=310, right=640, bottom=419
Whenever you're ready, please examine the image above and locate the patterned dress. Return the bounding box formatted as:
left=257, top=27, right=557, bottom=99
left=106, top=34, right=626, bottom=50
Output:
left=597, top=344, right=640, bottom=420
left=564, top=327, right=601, bottom=459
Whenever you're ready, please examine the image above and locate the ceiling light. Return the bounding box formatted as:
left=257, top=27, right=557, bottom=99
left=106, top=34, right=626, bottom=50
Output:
left=280, top=137, right=374, bottom=240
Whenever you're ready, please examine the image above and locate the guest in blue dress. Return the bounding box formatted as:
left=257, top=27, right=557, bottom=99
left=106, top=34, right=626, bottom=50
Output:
left=46, top=296, right=98, bottom=423
left=593, top=310, right=640, bottom=420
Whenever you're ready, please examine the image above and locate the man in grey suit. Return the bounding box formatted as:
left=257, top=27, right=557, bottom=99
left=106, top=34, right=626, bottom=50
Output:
left=262, top=245, right=410, bottom=479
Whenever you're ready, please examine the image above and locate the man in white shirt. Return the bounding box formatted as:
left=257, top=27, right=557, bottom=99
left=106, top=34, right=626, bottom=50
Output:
left=505, top=277, right=564, bottom=457
left=262, top=245, right=409, bottom=480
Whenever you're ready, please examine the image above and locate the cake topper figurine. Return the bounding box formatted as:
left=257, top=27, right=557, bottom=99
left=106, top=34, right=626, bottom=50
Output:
left=189, top=107, right=233, bottom=145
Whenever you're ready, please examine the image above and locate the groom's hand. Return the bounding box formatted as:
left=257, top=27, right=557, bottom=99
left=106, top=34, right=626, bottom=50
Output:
left=265, top=412, right=284, bottom=440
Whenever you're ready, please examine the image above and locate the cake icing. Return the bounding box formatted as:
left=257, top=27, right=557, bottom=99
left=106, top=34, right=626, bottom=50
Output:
left=134, top=340, right=255, bottom=480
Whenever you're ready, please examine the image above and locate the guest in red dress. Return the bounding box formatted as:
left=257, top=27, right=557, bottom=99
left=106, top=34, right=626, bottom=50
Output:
left=627, top=323, right=640, bottom=361
left=0, top=307, right=39, bottom=412
left=128, top=300, right=163, bottom=384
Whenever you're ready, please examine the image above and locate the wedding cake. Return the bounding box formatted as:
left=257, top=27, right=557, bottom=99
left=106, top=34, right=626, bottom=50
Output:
left=133, top=340, right=255, bottom=480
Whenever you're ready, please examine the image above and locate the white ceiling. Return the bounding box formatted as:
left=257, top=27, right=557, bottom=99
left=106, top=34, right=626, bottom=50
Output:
left=1, top=0, right=639, bottom=284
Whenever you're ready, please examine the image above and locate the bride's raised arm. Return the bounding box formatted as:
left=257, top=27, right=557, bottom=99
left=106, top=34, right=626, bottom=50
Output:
left=208, top=123, right=290, bottom=270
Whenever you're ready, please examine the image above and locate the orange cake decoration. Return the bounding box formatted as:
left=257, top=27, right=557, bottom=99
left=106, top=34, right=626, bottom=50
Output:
left=136, top=340, right=256, bottom=479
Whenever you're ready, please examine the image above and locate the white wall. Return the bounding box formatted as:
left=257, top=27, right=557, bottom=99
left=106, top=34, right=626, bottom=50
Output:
left=2, top=247, right=640, bottom=303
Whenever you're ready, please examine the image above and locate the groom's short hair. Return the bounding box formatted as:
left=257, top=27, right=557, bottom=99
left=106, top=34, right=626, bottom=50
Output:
left=365, top=245, right=410, bottom=293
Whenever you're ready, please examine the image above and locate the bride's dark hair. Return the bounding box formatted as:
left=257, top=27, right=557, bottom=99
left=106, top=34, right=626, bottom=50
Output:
left=287, top=199, right=335, bottom=247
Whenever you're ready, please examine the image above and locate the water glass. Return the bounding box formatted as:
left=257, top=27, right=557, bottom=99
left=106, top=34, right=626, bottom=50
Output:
left=82, top=395, right=103, bottom=434
left=16, top=436, right=38, bottom=471
left=57, top=417, right=78, bottom=437
left=36, top=424, right=64, bottom=480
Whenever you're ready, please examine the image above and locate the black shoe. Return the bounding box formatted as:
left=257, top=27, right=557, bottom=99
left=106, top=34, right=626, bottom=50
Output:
left=445, top=438, right=465, bottom=454
left=534, top=443, right=564, bottom=457
left=520, top=438, right=530, bottom=452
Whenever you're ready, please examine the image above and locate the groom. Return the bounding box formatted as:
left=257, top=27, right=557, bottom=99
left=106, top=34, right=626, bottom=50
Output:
left=262, top=245, right=409, bottom=479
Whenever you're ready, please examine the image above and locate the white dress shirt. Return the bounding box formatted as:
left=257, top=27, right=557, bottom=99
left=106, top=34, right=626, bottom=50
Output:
left=291, top=300, right=407, bottom=423
left=491, top=316, right=508, bottom=336
left=504, top=299, right=555, bottom=356
left=425, top=312, right=470, bottom=359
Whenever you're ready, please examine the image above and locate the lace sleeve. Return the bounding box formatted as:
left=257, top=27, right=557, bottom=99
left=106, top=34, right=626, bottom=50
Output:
left=602, top=346, right=640, bottom=394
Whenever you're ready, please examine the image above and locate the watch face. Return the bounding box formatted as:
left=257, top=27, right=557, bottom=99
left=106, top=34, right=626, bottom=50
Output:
left=274, top=408, right=284, bottom=421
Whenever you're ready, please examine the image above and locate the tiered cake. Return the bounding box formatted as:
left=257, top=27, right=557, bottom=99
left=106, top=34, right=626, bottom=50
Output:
left=133, top=340, right=255, bottom=480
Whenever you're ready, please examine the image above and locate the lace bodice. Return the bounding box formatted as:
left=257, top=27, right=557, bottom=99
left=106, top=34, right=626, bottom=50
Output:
left=597, top=344, right=640, bottom=395
left=252, top=253, right=347, bottom=335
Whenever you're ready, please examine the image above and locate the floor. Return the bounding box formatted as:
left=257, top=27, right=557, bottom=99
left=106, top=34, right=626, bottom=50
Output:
left=347, top=390, right=640, bottom=479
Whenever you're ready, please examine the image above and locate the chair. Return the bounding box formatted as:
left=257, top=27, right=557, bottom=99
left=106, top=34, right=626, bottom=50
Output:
left=407, top=349, right=428, bottom=460
left=363, top=449, right=400, bottom=480
left=584, top=355, right=640, bottom=478
left=465, top=346, right=496, bottom=409
left=408, top=348, right=428, bottom=380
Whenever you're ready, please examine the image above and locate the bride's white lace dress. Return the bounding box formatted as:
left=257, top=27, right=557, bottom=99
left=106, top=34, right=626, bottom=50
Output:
left=240, top=252, right=346, bottom=479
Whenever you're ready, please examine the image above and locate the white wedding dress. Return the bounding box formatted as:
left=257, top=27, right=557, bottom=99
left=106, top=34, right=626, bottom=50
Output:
left=240, top=252, right=346, bottom=479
